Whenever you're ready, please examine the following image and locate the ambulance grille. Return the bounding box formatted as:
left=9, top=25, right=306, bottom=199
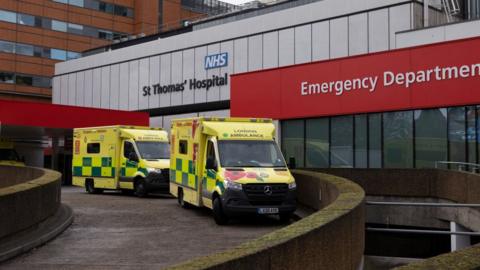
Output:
left=243, top=184, right=288, bottom=206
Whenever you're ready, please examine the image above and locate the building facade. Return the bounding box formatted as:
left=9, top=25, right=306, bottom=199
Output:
left=0, top=0, right=235, bottom=103
left=53, top=0, right=480, bottom=169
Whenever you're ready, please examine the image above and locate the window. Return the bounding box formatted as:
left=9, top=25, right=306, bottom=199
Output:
left=415, top=109, right=447, bottom=168
left=331, top=116, right=353, bottom=167
left=0, top=10, right=17, bottom=23
left=15, top=74, right=33, bottom=86
left=466, top=106, right=477, bottom=164
left=206, top=140, right=215, bottom=164
left=0, top=72, right=14, bottom=84
left=17, top=13, right=35, bottom=26
left=33, top=46, right=43, bottom=57
left=51, top=20, right=67, bottom=32
left=51, top=49, right=67, bottom=60
left=0, top=40, right=15, bottom=53
left=368, top=113, right=382, bottom=168
left=69, top=0, right=84, bottom=7
left=87, top=143, right=100, bottom=154
left=305, top=118, right=329, bottom=168
left=68, top=23, right=83, bottom=35
left=179, top=140, right=188, bottom=155
left=53, top=0, right=68, bottom=3
left=136, top=141, right=169, bottom=159
left=15, top=43, right=34, bottom=56
left=355, top=115, right=368, bottom=168
left=282, top=120, right=304, bottom=167
left=32, top=76, right=51, bottom=88
left=383, top=111, right=414, bottom=168
left=448, top=107, right=466, bottom=165
left=98, top=30, right=113, bottom=40
left=99, top=2, right=114, bottom=13
left=67, top=51, right=81, bottom=60
left=123, top=141, right=135, bottom=158
left=84, top=0, right=100, bottom=10
left=114, top=6, right=128, bottom=16
left=218, top=140, right=286, bottom=168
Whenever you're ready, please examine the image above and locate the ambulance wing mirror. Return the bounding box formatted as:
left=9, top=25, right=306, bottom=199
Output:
left=206, top=157, right=218, bottom=171
left=288, top=157, right=296, bottom=169
left=128, top=152, right=139, bottom=162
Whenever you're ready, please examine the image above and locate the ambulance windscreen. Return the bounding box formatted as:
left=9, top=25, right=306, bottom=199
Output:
left=136, top=141, right=170, bottom=159
left=218, top=140, right=286, bottom=168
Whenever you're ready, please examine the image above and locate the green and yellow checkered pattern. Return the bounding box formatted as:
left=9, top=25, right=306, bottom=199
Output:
left=170, top=158, right=198, bottom=190
left=120, top=160, right=147, bottom=177
left=73, top=156, right=115, bottom=178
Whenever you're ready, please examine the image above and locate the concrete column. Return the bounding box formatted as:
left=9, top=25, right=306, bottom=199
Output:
left=450, top=221, right=471, bottom=251
left=52, top=137, right=60, bottom=171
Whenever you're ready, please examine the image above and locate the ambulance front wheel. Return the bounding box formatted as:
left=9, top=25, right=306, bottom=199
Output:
left=213, top=197, right=229, bottom=225
left=134, top=178, right=148, bottom=198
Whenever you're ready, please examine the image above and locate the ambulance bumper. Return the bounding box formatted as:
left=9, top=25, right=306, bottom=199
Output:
left=221, top=188, right=296, bottom=216
left=145, top=171, right=170, bottom=193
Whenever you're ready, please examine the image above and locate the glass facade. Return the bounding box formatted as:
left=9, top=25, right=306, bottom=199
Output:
left=0, top=39, right=81, bottom=60
left=281, top=106, right=480, bottom=168
left=53, top=0, right=134, bottom=18
left=0, top=9, right=125, bottom=41
left=0, top=71, right=51, bottom=88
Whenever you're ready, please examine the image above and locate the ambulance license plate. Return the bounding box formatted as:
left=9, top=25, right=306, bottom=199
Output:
left=257, top=208, right=279, bottom=214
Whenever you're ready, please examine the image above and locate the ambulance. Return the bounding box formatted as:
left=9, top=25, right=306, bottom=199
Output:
left=72, top=126, right=170, bottom=197
left=170, top=117, right=296, bottom=225
left=0, top=138, right=25, bottom=166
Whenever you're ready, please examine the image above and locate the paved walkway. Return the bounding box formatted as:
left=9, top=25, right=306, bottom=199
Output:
left=1, top=186, right=283, bottom=270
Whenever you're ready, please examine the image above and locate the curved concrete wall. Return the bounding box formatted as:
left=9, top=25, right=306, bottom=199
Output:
left=315, top=168, right=480, bottom=269
left=167, top=170, right=365, bottom=270
left=0, top=165, right=62, bottom=240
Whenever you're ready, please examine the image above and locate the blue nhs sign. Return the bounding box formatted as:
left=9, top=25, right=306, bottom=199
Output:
left=204, top=52, right=228, bottom=70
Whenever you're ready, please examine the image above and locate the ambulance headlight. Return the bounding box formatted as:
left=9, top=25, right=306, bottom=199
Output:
left=147, top=168, right=162, bottom=174
left=225, top=180, right=242, bottom=191
left=288, top=182, right=296, bottom=190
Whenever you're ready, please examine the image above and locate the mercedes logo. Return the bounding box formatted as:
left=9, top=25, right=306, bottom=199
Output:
left=264, top=185, right=273, bottom=196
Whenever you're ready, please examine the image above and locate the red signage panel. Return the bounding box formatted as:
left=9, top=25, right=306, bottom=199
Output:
left=231, top=37, right=480, bottom=119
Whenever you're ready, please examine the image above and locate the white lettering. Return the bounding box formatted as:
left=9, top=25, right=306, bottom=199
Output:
left=384, top=71, right=395, bottom=86
left=301, top=81, right=308, bottom=95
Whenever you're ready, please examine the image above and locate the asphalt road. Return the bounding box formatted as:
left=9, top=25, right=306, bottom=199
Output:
left=1, top=186, right=285, bottom=270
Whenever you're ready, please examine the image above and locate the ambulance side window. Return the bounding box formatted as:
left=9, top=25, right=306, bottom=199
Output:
left=123, top=141, right=135, bottom=159
left=87, top=143, right=100, bottom=154
left=205, top=140, right=217, bottom=171
left=179, top=140, right=188, bottom=155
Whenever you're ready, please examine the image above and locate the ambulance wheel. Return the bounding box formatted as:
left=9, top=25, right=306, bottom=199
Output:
left=178, top=188, right=189, bottom=209
left=134, top=178, right=148, bottom=198
left=213, top=197, right=228, bottom=225
left=85, top=179, right=102, bottom=194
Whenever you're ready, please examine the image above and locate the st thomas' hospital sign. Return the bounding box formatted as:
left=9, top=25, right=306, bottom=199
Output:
left=142, top=52, right=229, bottom=97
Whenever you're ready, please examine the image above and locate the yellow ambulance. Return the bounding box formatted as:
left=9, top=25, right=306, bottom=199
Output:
left=72, top=126, right=170, bottom=197
left=170, top=117, right=296, bottom=225
left=0, top=138, right=25, bottom=166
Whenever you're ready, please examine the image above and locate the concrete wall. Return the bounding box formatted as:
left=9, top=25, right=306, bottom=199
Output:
left=166, top=170, right=365, bottom=270
left=396, top=19, right=480, bottom=48
left=0, top=166, right=61, bottom=240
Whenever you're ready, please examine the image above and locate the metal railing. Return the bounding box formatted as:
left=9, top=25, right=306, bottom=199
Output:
left=367, top=201, right=480, bottom=207
left=366, top=200, right=480, bottom=236
left=434, top=161, right=480, bottom=173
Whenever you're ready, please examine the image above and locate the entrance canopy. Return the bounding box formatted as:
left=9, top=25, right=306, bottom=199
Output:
left=0, top=99, right=148, bottom=139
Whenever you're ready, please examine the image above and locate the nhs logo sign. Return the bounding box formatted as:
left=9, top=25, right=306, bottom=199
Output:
left=205, top=53, right=228, bottom=70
